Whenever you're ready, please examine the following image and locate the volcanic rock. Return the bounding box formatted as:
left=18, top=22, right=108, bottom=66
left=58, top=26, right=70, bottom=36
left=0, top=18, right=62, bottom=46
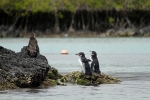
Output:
left=0, top=46, right=50, bottom=90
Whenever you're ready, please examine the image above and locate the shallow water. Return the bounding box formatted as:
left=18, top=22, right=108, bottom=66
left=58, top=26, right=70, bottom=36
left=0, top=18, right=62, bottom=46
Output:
left=0, top=37, right=150, bottom=100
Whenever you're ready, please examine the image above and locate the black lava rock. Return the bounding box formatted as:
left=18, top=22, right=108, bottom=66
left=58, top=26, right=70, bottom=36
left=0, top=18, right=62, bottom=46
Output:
left=0, top=46, right=51, bottom=89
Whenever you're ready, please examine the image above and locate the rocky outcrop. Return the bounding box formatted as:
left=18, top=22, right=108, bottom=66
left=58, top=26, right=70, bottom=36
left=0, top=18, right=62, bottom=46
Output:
left=139, top=26, right=150, bottom=36
left=106, top=28, right=140, bottom=37
left=0, top=46, right=121, bottom=90
left=60, top=71, right=121, bottom=86
left=0, top=46, right=51, bottom=90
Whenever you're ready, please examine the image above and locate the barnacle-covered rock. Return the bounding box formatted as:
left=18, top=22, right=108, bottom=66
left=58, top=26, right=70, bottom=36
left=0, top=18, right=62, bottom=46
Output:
left=60, top=71, right=121, bottom=86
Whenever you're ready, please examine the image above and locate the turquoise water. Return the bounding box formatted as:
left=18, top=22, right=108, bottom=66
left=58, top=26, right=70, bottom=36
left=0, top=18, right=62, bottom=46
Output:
left=0, top=37, right=150, bottom=100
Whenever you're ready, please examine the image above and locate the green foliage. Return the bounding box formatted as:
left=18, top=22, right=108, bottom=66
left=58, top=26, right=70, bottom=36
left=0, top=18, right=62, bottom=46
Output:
left=108, top=17, right=115, bottom=23
left=57, top=12, right=63, bottom=18
left=0, top=0, right=150, bottom=14
left=31, top=0, right=53, bottom=13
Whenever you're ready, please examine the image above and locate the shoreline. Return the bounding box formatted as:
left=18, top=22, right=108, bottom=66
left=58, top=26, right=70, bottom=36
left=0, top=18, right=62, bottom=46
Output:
left=0, top=32, right=150, bottom=38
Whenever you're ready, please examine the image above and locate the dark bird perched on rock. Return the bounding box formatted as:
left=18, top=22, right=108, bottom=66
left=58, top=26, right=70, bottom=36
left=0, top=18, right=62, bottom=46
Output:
left=90, top=50, right=101, bottom=75
left=75, top=52, right=92, bottom=76
left=27, top=34, right=39, bottom=57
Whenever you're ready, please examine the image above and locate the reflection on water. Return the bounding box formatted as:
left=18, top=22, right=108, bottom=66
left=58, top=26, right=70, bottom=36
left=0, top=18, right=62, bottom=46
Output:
left=0, top=37, right=150, bottom=100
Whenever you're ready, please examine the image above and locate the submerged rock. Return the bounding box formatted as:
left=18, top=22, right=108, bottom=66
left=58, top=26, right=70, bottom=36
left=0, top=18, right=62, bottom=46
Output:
left=60, top=71, right=121, bottom=86
left=0, top=46, right=51, bottom=90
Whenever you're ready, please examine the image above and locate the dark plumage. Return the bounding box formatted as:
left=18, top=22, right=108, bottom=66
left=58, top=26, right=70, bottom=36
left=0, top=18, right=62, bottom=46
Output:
left=27, top=34, right=39, bottom=57
left=90, top=50, right=101, bottom=74
left=75, top=52, right=92, bottom=76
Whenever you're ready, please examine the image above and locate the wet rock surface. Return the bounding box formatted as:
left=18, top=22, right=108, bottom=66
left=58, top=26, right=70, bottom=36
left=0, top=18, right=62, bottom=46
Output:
left=60, top=71, right=121, bottom=86
left=0, top=46, right=121, bottom=90
left=41, top=67, right=65, bottom=87
left=0, top=46, right=51, bottom=90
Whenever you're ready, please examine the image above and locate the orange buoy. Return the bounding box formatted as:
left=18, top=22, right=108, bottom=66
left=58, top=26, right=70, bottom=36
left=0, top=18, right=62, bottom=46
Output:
left=61, top=50, right=68, bottom=54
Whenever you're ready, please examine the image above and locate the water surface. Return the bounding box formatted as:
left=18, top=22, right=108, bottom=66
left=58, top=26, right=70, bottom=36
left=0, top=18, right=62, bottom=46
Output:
left=0, top=37, right=150, bottom=100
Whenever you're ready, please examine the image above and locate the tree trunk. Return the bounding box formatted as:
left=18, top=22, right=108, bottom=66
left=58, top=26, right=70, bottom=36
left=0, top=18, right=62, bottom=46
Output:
left=23, top=16, right=29, bottom=35
left=77, top=12, right=81, bottom=30
left=53, top=10, right=60, bottom=33
left=105, top=10, right=108, bottom=28
left=81, top=12, right=85, bottom=30
left=121, top=11, right=135, bottom=28
left=9, top=16, right=20, bottom=30
left=51, top=0, right=60, bottom=34
left=95, top=11, right=99, bottom=31
left=85, top=10, right=90, bottom=30
left=68, top=11, right=76, bottom=33
left=91, top=12, right=94, bottom=30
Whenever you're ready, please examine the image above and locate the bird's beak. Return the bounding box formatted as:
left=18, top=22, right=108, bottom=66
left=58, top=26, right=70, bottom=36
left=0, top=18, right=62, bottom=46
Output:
left=75, top=53, right=79, bottom=55
left=89, top=50, right=94, bottom=55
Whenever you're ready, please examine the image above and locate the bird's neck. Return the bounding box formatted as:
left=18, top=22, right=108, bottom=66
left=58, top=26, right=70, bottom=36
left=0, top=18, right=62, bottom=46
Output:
left=91, top=56, right=97, bottom=59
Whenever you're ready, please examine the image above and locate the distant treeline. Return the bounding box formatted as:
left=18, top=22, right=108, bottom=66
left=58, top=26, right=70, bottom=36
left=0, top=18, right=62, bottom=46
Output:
left=0, top=0, right=150, bottom=37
